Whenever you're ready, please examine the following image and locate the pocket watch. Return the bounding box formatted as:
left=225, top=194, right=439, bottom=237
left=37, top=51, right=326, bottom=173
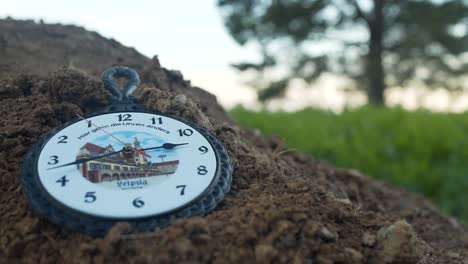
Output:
left=20, top=66, right=232, bottom=236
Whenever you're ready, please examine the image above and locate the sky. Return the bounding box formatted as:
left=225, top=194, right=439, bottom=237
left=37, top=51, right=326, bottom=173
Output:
left=2, top=0, right=468, bottom=112
left=1, top=0, right=259, bottom=108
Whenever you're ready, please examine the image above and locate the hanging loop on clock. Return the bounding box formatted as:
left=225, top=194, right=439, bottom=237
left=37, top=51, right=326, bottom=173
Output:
left=102, top=66, right=141, bottom=103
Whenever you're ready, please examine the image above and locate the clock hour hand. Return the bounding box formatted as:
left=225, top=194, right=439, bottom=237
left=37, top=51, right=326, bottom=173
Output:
left=46, top=149, right=125, bottom=170
left=75, top=113, right=152, bottom=158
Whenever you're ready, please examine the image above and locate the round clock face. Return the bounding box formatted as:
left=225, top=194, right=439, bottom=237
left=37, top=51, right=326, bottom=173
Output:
left=36, top=111, right=218, bottom=219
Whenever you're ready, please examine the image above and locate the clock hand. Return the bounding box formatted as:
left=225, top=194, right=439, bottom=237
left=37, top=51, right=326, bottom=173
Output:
left=140, top=143, right=188, bottom=152
left=75, top=113, right=152, bottom=158
left=46, top=143, right=188, bottom=170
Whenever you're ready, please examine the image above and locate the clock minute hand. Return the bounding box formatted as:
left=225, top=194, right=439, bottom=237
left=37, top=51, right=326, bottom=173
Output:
left=140, top=143, right=188, bottom=152
left=47, top=149, right=125, bottom=170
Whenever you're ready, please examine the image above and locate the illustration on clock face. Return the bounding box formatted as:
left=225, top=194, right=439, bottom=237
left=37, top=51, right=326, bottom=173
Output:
left=76, top=131, right=180, bottom=187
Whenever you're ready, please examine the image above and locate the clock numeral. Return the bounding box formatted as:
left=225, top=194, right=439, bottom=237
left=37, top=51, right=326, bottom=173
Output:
left=177, top=129, right=193, bottom=137
left=197, top=165, right=208, bottom=175
left=56, top=175, right=69, bottom=187
left=151, top=117, right=163, bottom=125
left=199, top=146, right=209, bottom=154
left=48, top=155, right=59, bottom=165
left=87, top=120, right=92, bottom=128
left=176, top=185, right=186, bottom=195
left=57, top=135, right=68, bottom=144
left=133, top=197, right=145, bottom=208
left=84, top=192, right=96, bottom=203
left=118, top=114, right=132, bottom=121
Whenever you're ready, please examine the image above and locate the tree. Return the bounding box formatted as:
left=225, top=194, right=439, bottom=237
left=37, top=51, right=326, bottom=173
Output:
left=158, top=154, right=167, bottom=162
left=218, top=0, right=468, bottom=105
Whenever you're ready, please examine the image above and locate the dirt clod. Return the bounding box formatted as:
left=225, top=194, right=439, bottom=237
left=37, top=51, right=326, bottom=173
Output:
left=374, top=220, right=431, bottom=263
left=318, top=226, right=337, bottom=242
left=344, top=247, right=364, bottom=263
left=362, top=232, right=377, bottom=247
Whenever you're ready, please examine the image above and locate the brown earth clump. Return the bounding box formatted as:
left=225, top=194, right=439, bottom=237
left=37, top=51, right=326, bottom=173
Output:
left=1, top=18, right=468, bottom=263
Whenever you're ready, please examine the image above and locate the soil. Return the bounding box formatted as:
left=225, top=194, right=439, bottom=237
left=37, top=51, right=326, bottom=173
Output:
left=1, top=18, right=468, bottom=264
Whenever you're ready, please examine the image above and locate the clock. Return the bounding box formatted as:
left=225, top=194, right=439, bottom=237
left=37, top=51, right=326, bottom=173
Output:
left=20, top=66, right=232, bottom=236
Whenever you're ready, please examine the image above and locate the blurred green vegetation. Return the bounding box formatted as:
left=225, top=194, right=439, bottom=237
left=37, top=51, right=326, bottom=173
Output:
left=231, top=106, right=468, bottom=222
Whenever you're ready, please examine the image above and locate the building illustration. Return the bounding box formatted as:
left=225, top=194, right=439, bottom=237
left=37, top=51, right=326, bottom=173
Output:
left=77, top=137, right=179, bottom=183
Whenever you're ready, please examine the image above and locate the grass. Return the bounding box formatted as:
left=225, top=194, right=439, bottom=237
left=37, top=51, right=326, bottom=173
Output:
left=231, top=106, right=468, bottom=222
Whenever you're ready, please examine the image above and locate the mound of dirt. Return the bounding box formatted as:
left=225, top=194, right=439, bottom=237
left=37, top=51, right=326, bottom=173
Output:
left=1, top=18, right=467, bottom=263
left=0, top=17, right=149, bottom=79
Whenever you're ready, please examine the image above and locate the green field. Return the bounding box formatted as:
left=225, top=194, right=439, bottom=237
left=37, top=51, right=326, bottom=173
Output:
left=231, top=106, right=468, bottom=222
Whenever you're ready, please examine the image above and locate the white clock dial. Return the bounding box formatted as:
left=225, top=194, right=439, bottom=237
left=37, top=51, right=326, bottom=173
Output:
left=36, top=112, right=218, bottom=219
